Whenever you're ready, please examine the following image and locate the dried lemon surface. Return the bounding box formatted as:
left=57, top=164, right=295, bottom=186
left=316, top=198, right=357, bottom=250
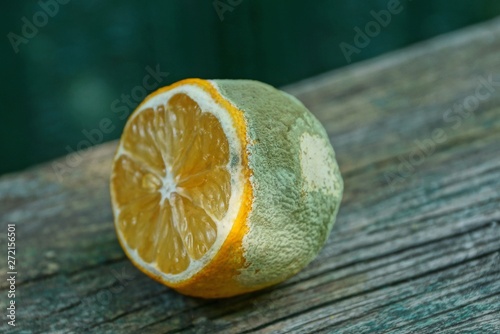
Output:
left=110, top=79, right=343, bottom=298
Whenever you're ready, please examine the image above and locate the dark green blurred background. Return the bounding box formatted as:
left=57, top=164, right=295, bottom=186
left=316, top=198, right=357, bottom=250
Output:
left=2, top=0, right=500, bottom=175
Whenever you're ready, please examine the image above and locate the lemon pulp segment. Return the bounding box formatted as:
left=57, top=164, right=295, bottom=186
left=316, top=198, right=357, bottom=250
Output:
left=112, top=93, right=231, bottom=274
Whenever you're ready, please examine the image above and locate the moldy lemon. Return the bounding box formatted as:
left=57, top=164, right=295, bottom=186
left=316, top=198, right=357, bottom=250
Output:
left=110, top=79, right=343, bottom=298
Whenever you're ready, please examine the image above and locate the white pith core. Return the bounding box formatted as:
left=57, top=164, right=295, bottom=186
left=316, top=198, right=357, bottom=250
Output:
left=159, top=170, right=176, bottom=203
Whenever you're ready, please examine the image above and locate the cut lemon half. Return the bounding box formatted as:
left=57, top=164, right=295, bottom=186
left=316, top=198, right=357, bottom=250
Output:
left=110, top=79, right=343, bottom=298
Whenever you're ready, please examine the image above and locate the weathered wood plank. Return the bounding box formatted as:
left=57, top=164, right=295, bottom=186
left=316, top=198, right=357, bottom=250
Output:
left=1, top=18, right=500, bottom=333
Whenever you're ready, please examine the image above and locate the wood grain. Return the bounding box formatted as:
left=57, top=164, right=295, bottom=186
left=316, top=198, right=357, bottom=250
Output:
left=1, top=18, right=500, bottom=334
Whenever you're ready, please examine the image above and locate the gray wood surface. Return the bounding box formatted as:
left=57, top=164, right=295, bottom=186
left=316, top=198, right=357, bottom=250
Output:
left=1, top=18, right=500, bottom=334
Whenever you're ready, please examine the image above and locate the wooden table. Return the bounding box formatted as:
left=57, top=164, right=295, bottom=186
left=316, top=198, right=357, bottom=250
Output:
left=2, top=18, right=500, bottom=334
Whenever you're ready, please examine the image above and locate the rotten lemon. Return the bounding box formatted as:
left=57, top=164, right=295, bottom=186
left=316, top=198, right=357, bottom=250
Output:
left=110, top=79, right=343, bottom=298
